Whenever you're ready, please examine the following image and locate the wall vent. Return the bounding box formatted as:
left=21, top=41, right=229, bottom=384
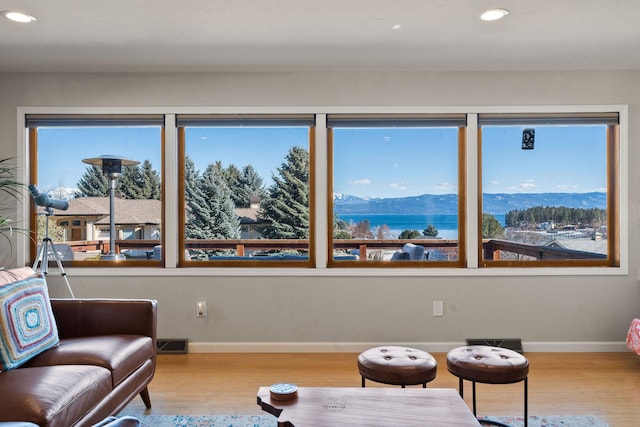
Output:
left=156, top=339, right=188, bottom=354
left=466, top=338, right=523, bottom=354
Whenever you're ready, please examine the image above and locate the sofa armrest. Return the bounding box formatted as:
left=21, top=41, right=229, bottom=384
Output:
left=51, top=299, right=157, bottom=344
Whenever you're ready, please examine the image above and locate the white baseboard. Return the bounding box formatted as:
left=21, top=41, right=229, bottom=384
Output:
left=187, top=341, right=629, bottom=353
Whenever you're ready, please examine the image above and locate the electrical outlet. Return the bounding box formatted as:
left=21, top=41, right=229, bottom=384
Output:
left=196, top=301, right=208, bottom=317
left=433, top=300, right=444, bottom=317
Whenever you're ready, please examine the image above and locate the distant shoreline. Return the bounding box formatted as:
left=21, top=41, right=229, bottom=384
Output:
left=336, top=213, right=507, bottom=240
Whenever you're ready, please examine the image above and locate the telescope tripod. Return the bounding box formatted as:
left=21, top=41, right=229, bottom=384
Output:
left=32, top=207, right=75, bottom=298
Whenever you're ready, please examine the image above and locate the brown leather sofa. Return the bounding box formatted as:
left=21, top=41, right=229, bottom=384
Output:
left=0, top=298, right=157, bottom=427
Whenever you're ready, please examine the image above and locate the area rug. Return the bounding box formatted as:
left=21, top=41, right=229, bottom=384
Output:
left=479, top=415, right=608, bottom=427
left=130, top=414, right=607, bottom=427
left=133, top=414, right=277, bottom=427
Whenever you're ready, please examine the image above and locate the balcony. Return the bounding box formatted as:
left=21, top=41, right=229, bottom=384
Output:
left=48, top=237, right=607, bottom=264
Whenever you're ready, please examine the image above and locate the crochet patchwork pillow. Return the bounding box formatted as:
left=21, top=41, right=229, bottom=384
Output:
left=0, top=273, right=59, bottom=370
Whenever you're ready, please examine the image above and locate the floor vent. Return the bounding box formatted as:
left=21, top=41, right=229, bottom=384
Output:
left=156, top=339, right=188, bottom=354
left=466, top=338, right=523, bottom=354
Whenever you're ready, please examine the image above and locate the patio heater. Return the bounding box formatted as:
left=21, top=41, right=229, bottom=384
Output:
left=82, top=155, right=139, bottom=261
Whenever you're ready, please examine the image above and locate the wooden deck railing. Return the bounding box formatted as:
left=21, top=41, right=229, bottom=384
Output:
left=61, top=237, right=606, bottom=261
left=482, top=239, right=606, bottom=260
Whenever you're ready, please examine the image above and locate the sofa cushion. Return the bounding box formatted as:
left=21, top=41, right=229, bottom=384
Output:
left=0, top=267, right=36, bottom=285
left=0, top=273, right=59, bottom=370
left=0, top=365, right=112, bottom=427
left=25, top=335, right=154, bottom=387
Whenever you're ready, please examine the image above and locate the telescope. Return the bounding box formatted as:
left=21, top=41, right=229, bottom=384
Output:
left=28, top=185, right=69, bottom=211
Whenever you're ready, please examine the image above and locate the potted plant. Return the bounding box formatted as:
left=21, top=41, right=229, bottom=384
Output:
left=0, top=157, right=25, bottom=247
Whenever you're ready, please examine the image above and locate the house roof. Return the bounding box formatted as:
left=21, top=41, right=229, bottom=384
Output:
left=49, top=197, right=162, bottom=225
left=544, top=237, right=608, bottom=256
left=235, top=207, right=267, bottom=225
left=1, top=1, right=639, bottom=73
left=48, top=197, right=264, bottom=226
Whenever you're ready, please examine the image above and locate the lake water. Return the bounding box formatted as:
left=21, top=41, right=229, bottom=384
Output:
left=337, top=214, right=506, bottom=239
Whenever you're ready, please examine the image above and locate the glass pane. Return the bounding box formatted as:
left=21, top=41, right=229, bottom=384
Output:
left=481, top=124, right=609, bottom=262
left=182, top=126, right=310, bottom=262
left=332, top=127, right=460, bottom=263
left=35, top=126, right=162, bottom=262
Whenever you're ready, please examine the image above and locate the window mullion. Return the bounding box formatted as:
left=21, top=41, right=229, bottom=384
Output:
left=164, top=114, right=178, bottom=268
left=466, top=114, right=479, bottom=268
left=315, top=114, right=328, bottom=269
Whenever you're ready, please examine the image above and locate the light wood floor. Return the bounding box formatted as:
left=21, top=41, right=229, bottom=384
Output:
left=122, top=352, right=640, bottom=426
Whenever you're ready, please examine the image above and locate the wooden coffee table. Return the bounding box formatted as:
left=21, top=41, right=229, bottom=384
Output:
left=257, top=386, right=481, bottom=426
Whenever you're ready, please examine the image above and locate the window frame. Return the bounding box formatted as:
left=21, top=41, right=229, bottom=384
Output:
left=326, top=114, right=467, bottom=268
left=15, top=106, right=627, bottom=277
left=26, top=114, right=166, bottom=268
left=176, top=114, right=316, bottom=268
left=477, top=112, right=620, bottom=268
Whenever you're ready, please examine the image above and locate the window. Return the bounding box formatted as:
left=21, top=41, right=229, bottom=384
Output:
left=26, top=114, right=164, bottom=266
left=176, top=115, right=315, bottom=267
left=327, top=114, right=467, bottom=267
left=21, top=107, right=624, bottom=273
left=479, top=113, right=619, bottom=267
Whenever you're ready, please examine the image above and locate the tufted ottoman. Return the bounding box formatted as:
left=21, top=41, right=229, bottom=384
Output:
left=357, top=346, right=437, bottom=388
left=447, top=345, right=529, bottom=427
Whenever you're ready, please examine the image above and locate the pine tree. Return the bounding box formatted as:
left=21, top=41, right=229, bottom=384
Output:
left=117, top=165, right=142, bottom=199
left=223, top=163, right=241, bottom=191
left=200, top=163, right=241, bottom=239
left=184, top=158, right=241, bottom=259
left=75, top=165, right=109, bottom=197
left=76, top=160, right=160, bottom=200
left=399, top=229, right=420, bottom=239
left=184, top=158, right=204, bottom=237
left=184, top=157, right=208, bottom=259
left=116, top=160, right=161, bottom=200
left=258, top=146, right=309, bottom=239
left=423, top=224, right=439, bottom=237
left=139, top=160, right=161, bottom=200
left=482, top=213, right=505, bottom=238
left=234, top=164, right=267, bottom=208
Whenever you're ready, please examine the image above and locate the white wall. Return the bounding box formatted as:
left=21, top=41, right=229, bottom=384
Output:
left=1, top=71, right=638, bottom=351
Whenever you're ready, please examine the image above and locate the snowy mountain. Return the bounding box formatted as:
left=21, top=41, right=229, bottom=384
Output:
left=333, top=192, right=607, bottom=215
left=46, top=186, right=78, bottom=200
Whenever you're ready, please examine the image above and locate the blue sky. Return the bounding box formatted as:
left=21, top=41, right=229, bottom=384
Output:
left=482, top=125, right=607, bottom=195
left=37, top=124, right=607, bottom=199
left=37, top=127, right=162, bottom=191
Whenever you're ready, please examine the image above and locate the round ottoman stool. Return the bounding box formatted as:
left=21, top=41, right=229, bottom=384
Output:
left=357, top=346, right=437, bottom=388
left=447, top=345, right=529, bottom=427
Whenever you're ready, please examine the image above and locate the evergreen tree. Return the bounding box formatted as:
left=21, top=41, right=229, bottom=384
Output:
left=482, top=213, right=505, bottom=238
left=223, top=163, right=241, bottom=190
left=117, top=160, right=161, bottom=200
left=76, top=160, right=160, bottom=200
left=138, top=160, right=161, bottom=199
left=423, top=224, right=439, bottom=237
left=183, top=157, right=212, bottom=260
left=117, top=165, right=142, bottom=199
left=399, top=229, right=420, bottom=239
left=184, top=156, right=204, bottom=237
left=200, top=163, right=241, bottom=240
left=234, top=164, right=267, bottom=208
left=333, top=230, right=352, bottom=239
left=75, top=165, right=109, bottom=197
left=258, top=146, right=309, bottom=239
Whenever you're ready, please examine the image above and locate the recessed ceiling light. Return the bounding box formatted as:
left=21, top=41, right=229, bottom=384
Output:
left=1, top=10, right=37, bottom=23
left=480, top=8, right=509, bottom=21
left=392, top=24, right=402, bottom=30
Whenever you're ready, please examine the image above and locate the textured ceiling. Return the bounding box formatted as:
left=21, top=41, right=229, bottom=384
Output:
left=0, top=0, right=639, bottom=73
